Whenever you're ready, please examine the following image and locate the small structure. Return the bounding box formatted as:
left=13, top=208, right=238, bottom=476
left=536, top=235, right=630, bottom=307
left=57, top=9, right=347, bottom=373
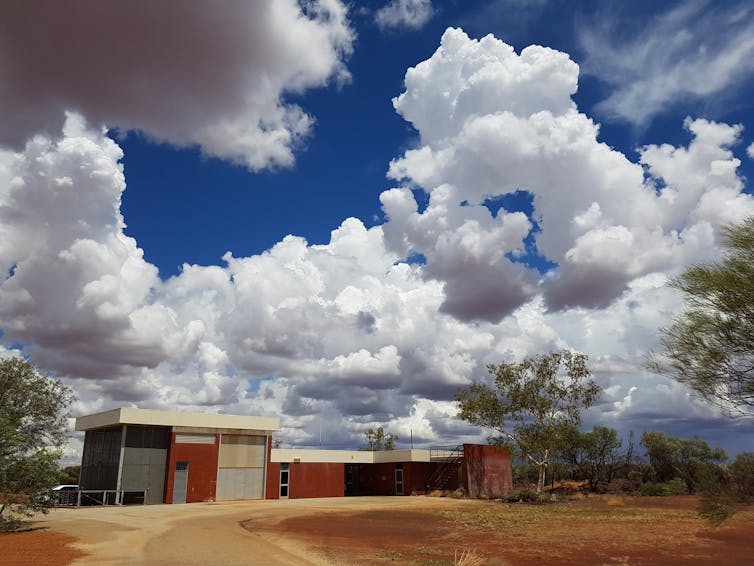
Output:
left=76, top=408, right=512, bottom=504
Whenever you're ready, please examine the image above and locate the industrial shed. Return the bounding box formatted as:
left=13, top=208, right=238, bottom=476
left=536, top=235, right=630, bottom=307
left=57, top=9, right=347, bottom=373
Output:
left=76, top=408, right=278, bottom=504
left=76, top=408, right=512, bottom=504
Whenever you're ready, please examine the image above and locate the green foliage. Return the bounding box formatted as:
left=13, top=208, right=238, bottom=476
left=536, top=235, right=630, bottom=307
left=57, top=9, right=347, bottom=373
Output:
left=456, top=351, right=601, bottom=493
left=0, top=357, right=71, bottom=531
left=638, top=479, right=687, bottom=496
left=651, top=217, right=754, bottom=417
left=640, top=431, right=726, bottom=493
left=729, top=452, right=754, bottom=501
left=58, top=465, right=80, bottom=485
left=363, top=426, right=398, bottom=451
left=698, top=492, right=741, bottom=525
left=561, top=426, right=622, bottom=492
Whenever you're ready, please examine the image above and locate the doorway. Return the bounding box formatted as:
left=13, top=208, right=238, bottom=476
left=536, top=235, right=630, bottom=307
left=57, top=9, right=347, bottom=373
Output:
left=395, top=463, right=404, bottom=495
left=173, top=461, right=189, bottom=504
left=279, top=463, right=290, bottom=499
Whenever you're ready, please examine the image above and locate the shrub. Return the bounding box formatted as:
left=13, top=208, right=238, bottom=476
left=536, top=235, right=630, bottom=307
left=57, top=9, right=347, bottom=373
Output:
left=639, top=479, right=686, bottom=496
left=729, top=452, right=754, bottom=501
left=698, top=492, right=741, bottom=525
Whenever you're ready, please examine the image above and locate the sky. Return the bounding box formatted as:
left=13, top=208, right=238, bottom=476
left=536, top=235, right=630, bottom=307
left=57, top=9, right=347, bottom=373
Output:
left=1, top=0, right=753, bottom=461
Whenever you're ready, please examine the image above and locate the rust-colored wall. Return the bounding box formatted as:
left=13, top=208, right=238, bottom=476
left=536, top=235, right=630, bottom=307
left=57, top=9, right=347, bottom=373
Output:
left=266, top=437, right=280, bottom=499
left=290, top=463, right=344, bottom=498
left=352, top=462, right=460, bottom=496
left=164, top=433, right=220, bottom=503
left=462, top=444, right=512, bottom=497
left=355, top=462, right=397, bottom=495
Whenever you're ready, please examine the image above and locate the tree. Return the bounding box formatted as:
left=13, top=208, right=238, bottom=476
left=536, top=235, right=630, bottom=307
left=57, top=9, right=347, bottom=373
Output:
left=729, top=452, right=754, bottom=501
left=363, top=427, right=398, bottom=451
left=456, top=351, right=601, bottom=494
left=562, top=426, right=622, bottom=492
left=0, top=357, right=71, bottom=531
left=640, top=431, right=727, bottom=493
left=651, top=217, right=754, bottom=418
left=58, top=465, right=81, bottom=485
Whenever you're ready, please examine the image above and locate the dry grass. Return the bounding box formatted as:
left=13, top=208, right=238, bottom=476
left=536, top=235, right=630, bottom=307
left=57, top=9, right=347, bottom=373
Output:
left=454, top=547, right=485, bottom=566
left=606, top=496, right=625, bottom=507
left=435, top=498, right=704, bottom=556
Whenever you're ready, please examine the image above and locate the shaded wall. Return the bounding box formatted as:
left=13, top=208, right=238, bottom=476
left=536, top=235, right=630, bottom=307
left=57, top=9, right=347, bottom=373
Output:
left=164, top=433, right=220, bottom=503
left=120, top=426, right=170, bottom=504
left=80, top=427, right=122, bottom=491
left=353, top=462, right=398, bottom=495
left=406, top=461, right=460, bottom=493
left=266, top=437, right=280, bottom=499
left=462, top=444, right=512, bottom=497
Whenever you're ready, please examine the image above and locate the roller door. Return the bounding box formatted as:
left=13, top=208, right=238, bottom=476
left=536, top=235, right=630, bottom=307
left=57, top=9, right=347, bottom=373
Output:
left=215, top=435, right=266, bottom=501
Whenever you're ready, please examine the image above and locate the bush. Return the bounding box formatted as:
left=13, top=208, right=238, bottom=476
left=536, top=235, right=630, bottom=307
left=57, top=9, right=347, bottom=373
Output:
left=639, top=479, right=686, bottom=496
left=729, top=452, right=754, bottom=501
left=698, top=492, right=741, bottom=525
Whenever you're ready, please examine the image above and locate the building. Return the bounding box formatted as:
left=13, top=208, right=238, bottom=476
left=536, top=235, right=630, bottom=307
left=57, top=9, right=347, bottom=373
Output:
left=75, top=408, right=512, bottom=504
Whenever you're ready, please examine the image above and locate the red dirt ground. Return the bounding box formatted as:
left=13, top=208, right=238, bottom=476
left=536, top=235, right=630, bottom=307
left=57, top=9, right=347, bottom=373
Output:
left=2, top=496, right=752, bottom=565
left=256, top=496, right=754, bottom=565
left=0, top=529, right=86, bottom=566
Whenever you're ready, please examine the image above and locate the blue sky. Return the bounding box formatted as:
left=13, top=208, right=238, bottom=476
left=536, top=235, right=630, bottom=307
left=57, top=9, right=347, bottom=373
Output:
left=1, top=0, right=753, bottom=458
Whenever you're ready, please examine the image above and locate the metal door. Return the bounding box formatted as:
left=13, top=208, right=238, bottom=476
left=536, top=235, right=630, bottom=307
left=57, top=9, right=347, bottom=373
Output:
left=172, top=461, right=189, bottom=504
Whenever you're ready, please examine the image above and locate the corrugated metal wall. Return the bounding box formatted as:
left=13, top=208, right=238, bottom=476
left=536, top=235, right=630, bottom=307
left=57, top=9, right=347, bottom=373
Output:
left=80, top=427, right=122, bottom=490
left=215, top=434, right=266, bottom=500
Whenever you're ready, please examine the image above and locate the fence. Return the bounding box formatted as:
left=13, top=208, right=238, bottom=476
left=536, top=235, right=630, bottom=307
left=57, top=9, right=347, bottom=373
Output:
left=55, top=489, right=147, bottom=507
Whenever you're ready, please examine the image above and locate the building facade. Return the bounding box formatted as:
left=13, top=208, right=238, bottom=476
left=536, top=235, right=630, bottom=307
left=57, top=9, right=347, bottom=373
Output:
left=76, top=408, right=512, bottom=504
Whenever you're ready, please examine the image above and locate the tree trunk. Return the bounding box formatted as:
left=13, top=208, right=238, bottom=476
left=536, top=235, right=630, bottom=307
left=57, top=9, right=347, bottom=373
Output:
left=536, top=449, right=549, bottom=494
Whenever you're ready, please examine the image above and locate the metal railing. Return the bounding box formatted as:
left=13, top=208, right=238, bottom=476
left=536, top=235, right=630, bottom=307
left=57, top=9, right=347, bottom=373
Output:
left=426, top=445, right=464, bottom=491
left=429, top=444, right=463, bottom=461
left=55, top=489, right=147, bottom=507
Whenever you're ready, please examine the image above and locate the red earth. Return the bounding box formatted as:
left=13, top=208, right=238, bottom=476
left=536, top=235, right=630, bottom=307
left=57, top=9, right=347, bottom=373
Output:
left=254, top=495, right=754, bottom=565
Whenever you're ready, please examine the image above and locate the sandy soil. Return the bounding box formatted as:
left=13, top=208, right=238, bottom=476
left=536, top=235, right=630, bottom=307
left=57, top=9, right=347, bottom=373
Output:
left=1, top=496, right=752, bottom=565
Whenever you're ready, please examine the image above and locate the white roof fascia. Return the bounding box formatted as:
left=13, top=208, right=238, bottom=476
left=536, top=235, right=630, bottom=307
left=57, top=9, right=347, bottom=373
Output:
left=75, top=407, right=279, bottom=433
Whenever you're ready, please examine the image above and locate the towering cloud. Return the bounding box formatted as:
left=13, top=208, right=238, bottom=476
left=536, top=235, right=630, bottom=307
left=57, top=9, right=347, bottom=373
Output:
left=0, top=1, right=353, bottom=169
left=387, top=28, right=754, bottom=318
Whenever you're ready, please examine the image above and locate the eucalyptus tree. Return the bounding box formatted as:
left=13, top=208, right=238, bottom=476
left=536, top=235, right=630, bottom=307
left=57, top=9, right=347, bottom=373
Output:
left=0, top=357, right=71, bottom=531
left=456, top=351, right=601, bottom=493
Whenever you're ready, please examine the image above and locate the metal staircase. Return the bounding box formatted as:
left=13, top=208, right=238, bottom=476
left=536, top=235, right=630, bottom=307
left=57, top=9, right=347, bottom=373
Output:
left=426, top=445, right=463, bottom=491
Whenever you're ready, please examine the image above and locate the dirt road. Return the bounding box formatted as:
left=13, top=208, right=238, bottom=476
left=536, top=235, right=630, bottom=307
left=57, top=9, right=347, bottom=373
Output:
left=39, top=496, right=447, bottom=565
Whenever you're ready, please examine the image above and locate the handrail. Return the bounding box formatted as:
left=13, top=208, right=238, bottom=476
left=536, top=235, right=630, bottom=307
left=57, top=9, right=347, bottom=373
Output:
left=429, top=444, right=463, bottom=461
left=426, top=445, right=464, bottom=491
left=55, top=489, right=148, bottom=507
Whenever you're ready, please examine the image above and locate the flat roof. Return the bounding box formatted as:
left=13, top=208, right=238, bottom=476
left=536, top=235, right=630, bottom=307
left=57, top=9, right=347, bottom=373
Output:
left=270, top=448, right=433, bottom=464
left=75, top=407, right=279, bottom=433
